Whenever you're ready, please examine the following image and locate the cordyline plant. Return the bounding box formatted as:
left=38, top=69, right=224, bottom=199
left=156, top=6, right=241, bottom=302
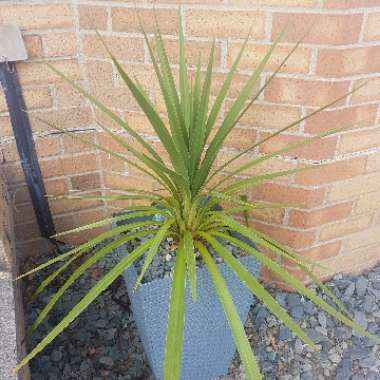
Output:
left=15, top=12, right=379, bottom=380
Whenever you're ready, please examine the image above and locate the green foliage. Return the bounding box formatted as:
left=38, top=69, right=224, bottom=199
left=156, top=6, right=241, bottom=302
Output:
left=15, top=10, right=378, bottom=379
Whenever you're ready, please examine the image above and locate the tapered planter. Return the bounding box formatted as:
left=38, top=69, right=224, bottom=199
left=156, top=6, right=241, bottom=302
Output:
left=115, top=235, right=260, bottom=380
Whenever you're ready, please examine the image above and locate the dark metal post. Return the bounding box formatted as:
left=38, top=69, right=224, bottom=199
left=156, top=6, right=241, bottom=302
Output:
left=0, top=61, right=56, bottom=239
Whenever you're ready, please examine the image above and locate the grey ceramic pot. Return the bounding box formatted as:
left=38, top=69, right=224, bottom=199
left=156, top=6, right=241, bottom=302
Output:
left=114, top=214, right=260, bottom=380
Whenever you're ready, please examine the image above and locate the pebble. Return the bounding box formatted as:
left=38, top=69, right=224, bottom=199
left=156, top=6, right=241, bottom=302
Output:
left=317, top=312, right=327, bottom=328
left=343, top=282, right=355, bottom=299
left=335, top=358, right=352, bottom=380
left=279, top=327, right=292, bottom=341
left=356, top=277, right=368, bottom=297
left=353, top=311, right=368, bottom=337
left=99, top=356, right=114, bottom=368
left=291, top=306, right=304, bottom=321
left=303, top=301, right=316, bottom=315
left=287, top=294, right=302, bottom=308
left=50, top=350, right=62, bottom=362
left=336, top=327, right=352, bottom=340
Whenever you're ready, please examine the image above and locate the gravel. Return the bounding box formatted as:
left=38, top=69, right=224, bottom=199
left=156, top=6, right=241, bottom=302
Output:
left=129, top=236, right=245, bottom=284
left=23, top=244, right=380, bottom=380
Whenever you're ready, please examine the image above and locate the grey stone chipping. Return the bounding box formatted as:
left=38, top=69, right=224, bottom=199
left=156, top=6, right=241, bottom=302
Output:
left=23, top=244, right=380, bottom=380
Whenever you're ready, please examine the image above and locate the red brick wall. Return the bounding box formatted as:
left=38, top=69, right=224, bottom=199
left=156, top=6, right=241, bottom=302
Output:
left=0, top=0, right=379, bottom=281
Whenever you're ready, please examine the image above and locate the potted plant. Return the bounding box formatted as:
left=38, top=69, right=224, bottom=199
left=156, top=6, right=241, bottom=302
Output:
left=114, top=208, right=261, bottom=380
left=15, top=11, right=379, bottom=380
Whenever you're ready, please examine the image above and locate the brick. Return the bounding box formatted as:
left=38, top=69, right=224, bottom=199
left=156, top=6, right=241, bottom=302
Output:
left=112, top=8, right=178, bottom=34
left=86, top=62, right=139, bottom=111
left=77, top=209, right=106, bottom=227
left=155, top=0, right=225, bottom=2
left=251, top=183, right=325, bottom=208
left=186, top=10, right=265, bottom=39
left=81, top=35, right=144, bottom=62
left=366, top=153, right=380, bottom=172
left=301, top=241, right=341, bottom=262
left=14, top=203, right=35, bottom=225
left=230, top=0, right=318, bottom=5
left=317, top=47, right=380, bottom=77
left=54, top=214, right=78, bottom=240
left=272, top=13, right=362, bottom=45
left=35, top=136, right=61, bottom=158
left=15, top=222, right=40, bottom=242
left=94, top=85, right=140, bottom=112
left=295, top=157, right=366, bottom=186
left=339, top=128, right=380, bottom=154
left=30, top=107, right=92, bottom=133
left=86, top=60, right=114, bottom=89
left=0, top=143, right=18, bottom=163
left=0, top=116, right=12, bottom=138
left=49, top=196, right=102, bottom=215
left=265, top=78, right=350, bottom=107
left=304, top=104, right=378, bottom=134
left=288, top=202, right=352, bottom=229
left=228, top=43, right=311, bottom=74
left=76, top=209, right=109, bottom=240
left=71, top=173, right=101, bottom=191
left=79, top=5, right=108, bottom=30
left=0, top=92, right=6, bottom=113
left=100, top=152, right=126, bottom=172
left=327, top=245, right=380, bottom=275
left=343, top=225, right=380, bottom=251
left=351, top=78, right=380, bottom=103
left=3, top=163, right=25, bottom=185
left=220, top=152, right=296, bottom=183
left=328, top=172, right=380, bottom=202
left=319, top=213, right=372, bottom=241
left=239, top=104, right=302, bottom=131
left=0, top=4, right=73, bottom=30
left=104, top=172, right=155, bottom=192
left=61, top=154, right=99, bottom=175
left=9, top=185, right=31, bottom=205
left=39, top=159, right=65, bottom=178
left=252, top=221, right=316, bottom=249
left=375, top=211, right=380, bottom=226
left=356, top=191, right=380, bottom=214
left=249, top=207, right=285, bottom=224
left=154, top=91, right=181, bottom=116
left=16, top=238, right=55, bottom=259
left=94, top=110, right=126, bottom=134
left=23, top=35, right=43, bottom=59
left=223, top=128, right=257, bottom=149
left=124, top=112, right=155, bottom=136
left=325, top=0, right=380, bottom=8
left=61, top=227, right=103, bottom=245
left=54, top=213, right=75, bottom=231
left=259, top=133, right=338, bottom=160
left=1, top=86, right=52, bottom=113
left=160, top=39, right=222, bottom=67
left=45, top=179, right=69, bottom=196
left=281, top=264, right=309, bottom=285
left=364, top=13, right=380, bottom=41
left=24, top=87, right=52, bottom=110
left=43, top=33, right=77, bottom=58
left=115, top=63, right=160, bottom=91
left=97, top=132, right=131, bottom=155
left=17, top=60, right=80, bottom=85
left=62, top=132, right=96, bottom=154
left=211, top=72, right=260, bottom=99
left=40, top=153, right=98, bottom=178
left=55, top=80, right=87, bottom=108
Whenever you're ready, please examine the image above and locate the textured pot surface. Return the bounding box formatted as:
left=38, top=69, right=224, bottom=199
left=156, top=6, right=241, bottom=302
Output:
left=116, top=243, right=260, bottom=380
